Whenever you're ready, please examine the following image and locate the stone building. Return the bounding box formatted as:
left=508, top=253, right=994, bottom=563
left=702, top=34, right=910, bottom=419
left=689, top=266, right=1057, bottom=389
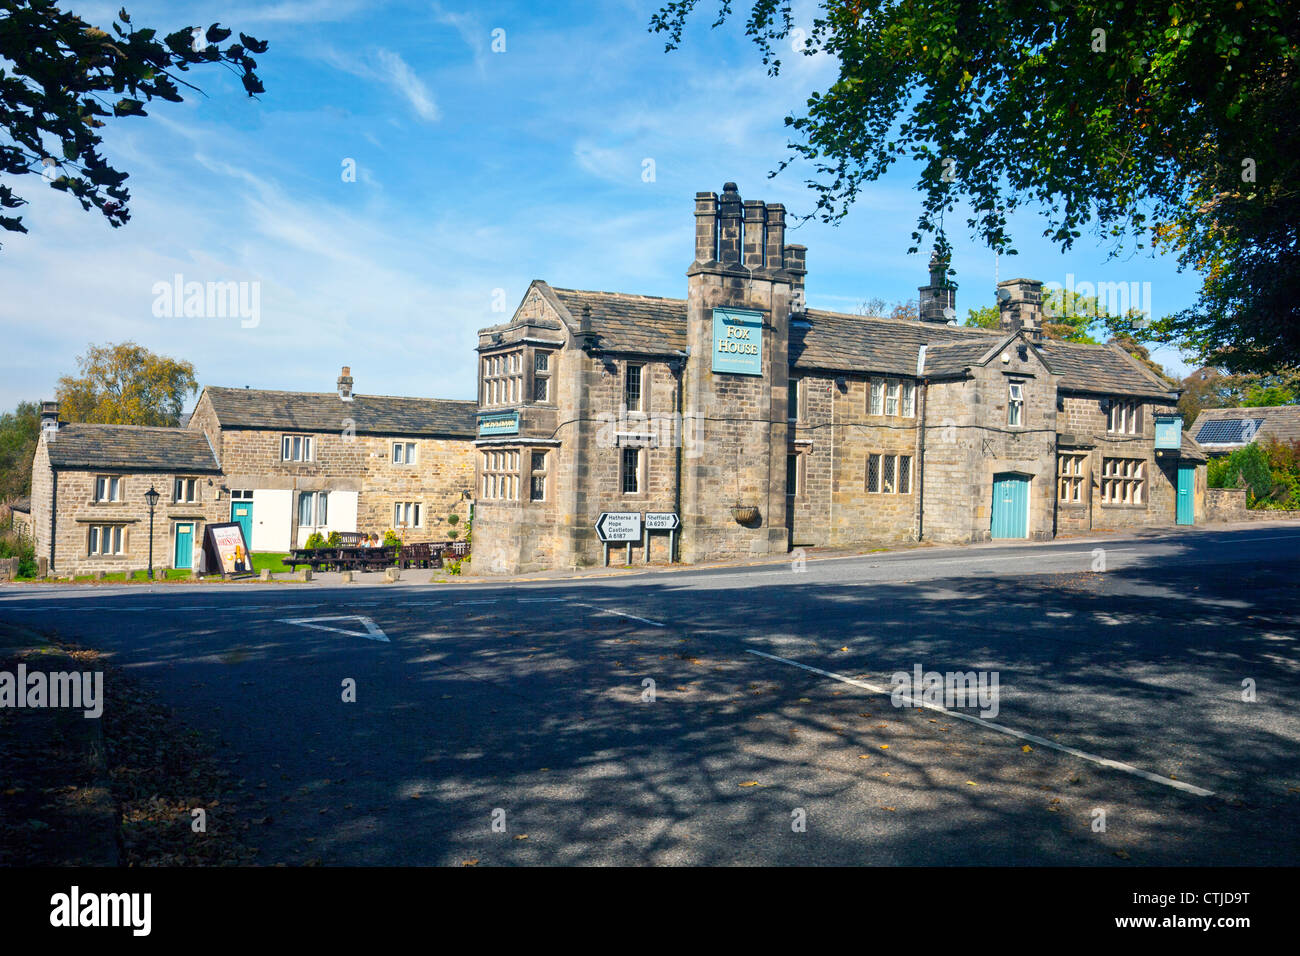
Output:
left=29, top=402, right=226, bottom=576
left=1190, top=405, right=1300, bottom=456
left=187, top=369, right=477, bottom=551
left=471, top=182, right=1208, bottom=574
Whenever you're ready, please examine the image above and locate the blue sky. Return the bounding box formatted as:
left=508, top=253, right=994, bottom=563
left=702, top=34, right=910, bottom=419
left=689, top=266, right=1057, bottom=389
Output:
left=0, top=0, right=1203, bottom=412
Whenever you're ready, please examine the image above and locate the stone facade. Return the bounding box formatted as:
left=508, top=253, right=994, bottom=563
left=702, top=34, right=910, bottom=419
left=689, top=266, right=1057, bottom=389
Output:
left=470, top=183, right=1208, bottom=574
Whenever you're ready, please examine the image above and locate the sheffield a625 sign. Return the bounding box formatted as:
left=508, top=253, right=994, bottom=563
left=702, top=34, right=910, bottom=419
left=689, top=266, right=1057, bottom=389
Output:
left=712, top=307, right=763, bottom=376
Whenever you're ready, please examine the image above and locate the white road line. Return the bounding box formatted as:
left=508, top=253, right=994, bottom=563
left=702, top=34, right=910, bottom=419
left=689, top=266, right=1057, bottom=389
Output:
left=279, top=615, right=389, bottom=642
left=455, top=599, right=499, bottom=605
left=746, top=648, right=1214, bottom=798
left=518, top=597, right=565, bottom=603
left=575, top=603, right=666, bottom=628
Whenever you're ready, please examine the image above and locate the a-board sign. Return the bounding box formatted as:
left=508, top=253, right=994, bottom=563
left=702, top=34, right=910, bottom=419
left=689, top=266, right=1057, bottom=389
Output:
left=595, top=512, right=642, bottom=542
left=203, top=521, right=252, bottom=576
left=644, top=512, right=680, bottom=531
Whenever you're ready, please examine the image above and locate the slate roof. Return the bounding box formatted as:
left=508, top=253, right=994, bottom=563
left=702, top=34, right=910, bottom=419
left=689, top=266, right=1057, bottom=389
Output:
left=1180, top=431, right=1208, bottom=463
left=548, top=287, right=688, bottom=353
left=45, top=424, right=221, bottom=472
left=1036, top=341, right=1175, bottom=397
left=1190, top=405, right=1300, bottom=448
left=8, top=496, right=30, bottom=514
left=201, top=386, right=477, bottom=439
left=534, top=282, right=1177, bottom=396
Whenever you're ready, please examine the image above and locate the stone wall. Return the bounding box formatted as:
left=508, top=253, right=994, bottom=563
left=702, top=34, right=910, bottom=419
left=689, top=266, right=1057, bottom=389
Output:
left=1206, top=487, right=1247, bottom=521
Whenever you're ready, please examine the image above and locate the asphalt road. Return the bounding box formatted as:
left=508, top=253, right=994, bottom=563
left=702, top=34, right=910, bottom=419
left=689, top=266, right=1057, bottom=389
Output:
left=4, top=525, right=1298, bottom=865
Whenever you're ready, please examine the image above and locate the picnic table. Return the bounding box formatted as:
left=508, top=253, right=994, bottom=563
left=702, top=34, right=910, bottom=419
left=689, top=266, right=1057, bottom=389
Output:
left=285, top=540, right=468, bottom=573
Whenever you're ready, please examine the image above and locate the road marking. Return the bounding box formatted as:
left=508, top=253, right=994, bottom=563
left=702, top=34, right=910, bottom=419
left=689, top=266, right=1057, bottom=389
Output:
left=279, top=615, right=390, bottom=642
left=455, top=599, right=499, bottom=605
left=518, top=597, right=565, bottom=603
left=746, top=649, right=1214, bottom=797
left=575, top=603, right=666, bottom=628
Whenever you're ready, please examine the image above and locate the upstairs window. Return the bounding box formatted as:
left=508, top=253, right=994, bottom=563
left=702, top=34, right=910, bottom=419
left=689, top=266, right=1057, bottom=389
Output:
left=281, top=435, right=313, bottom=462
left=94, top=476, right=121, bottom=502
left=173, top=477, right=198, bottom=503
left=885, top=379, right=900, bottom=416
left=625, top=364, right=644, bottom=412
left=868, top=379, right=884, bottom=416
left=1108, top=399, right=1142, bottom=435
left=788, top=378, right=801, bottom=422
left=392, top=441, right=417, bottom=465
left=482, top=351, right=523, bottom=406
left=533, top=351, right=552, bottom=403
left=1008, top=383, right=1024, bottom=426
left=621, top=446, right=642, bottom=494
left=901, top=381, right=916, bottom=418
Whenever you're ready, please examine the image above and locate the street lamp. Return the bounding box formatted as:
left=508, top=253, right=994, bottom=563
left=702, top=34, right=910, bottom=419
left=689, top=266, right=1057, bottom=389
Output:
left=144, top=485, right=161, bottom=580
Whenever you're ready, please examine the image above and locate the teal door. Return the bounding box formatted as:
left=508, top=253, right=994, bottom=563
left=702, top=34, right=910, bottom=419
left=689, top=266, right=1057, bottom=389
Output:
left=1176, top=465, right=1195, bottom=525
left=991, top=473, right=1030, bottom=539
left=231, top=500, right=253, bottom=545
left=174, top=523, right=194, bottom=569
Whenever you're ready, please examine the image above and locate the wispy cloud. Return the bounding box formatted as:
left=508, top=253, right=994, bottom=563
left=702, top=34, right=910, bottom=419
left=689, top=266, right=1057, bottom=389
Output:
left=320, top=46, right=441, bottom=123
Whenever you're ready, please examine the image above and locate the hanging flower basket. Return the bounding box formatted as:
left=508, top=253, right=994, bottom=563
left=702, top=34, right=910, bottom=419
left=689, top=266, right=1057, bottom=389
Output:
left=731, top=503, right=760, bottom=525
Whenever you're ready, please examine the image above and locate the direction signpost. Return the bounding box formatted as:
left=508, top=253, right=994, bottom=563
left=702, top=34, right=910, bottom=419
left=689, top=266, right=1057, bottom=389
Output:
left=644, top=512, right=680, bottom=564
left=595, top=512, right=642, bottom=565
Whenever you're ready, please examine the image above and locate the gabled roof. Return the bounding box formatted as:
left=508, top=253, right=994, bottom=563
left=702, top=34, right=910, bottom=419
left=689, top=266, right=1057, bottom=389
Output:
left=514, top=282, right=1178, bottom=395
left=200, top=386, right=477, bottom=439
left=1190, top=405, right=1300, bottom=448
left=46, top=424, right=221, bottom=472
left=1036, top=341, right=1175, bottom=398
left=547, top=286, right=688, bottom=354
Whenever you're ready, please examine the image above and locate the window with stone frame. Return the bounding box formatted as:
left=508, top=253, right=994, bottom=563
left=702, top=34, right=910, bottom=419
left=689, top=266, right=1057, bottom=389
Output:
left=173, top=477, right=198, bottom=503
left=482, top=350, right=523, bottom=407
left=481, top=449, right=520, bottom=500
left=788, top=378, right=802, bottom=423
left=786, top=452, right=806, bottom=498
left=88, top=524, right=126, bottom=556
left=1107, top=398, right=1142, bottom=435
left=1008, top=382, right=1025, bottom=426
left=393, top=501, right=422, bottom=528
left=867, top=453, right=912, bottom=494
left=625, top=363, right=644, bottom=412
left=901, top=381, right=916, bottom=417
left=281, top=435, right=314, bottom=462
left=885, top=379, right=901, bottom=416
left=530, top=450, right=548, bottom=502
left=1100, top=456, right=1145, bottom=505
left=94, top=475, right=122, bottom=502
left=533, top=350, right=552, bottom=403
left=621, top=445, right=643, bottom=495
left=392, top=441, right=417, bottom=465
left=868, top=379, right=884, bottom=416
left=1057, top=453, right=1087, bottom=504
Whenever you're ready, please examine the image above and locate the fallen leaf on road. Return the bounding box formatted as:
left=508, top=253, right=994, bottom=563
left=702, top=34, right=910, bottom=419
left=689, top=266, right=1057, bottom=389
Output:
left=1022, top=745, right=1033, bottom=753
left=739, top=781, right=759, bottom=787
left=1114, top=850, right=1130, bottom=860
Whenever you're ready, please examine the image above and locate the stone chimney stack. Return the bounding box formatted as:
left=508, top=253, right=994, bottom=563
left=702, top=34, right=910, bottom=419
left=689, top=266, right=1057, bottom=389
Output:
left=918, top=249, right=957, bottom=324
left=39, top=401, right=59, bottom=440
left=716, top=182, right=743, bottom=265
left=742, top=200, right=767, bottom=270
left=337, top=366, right=354, bottom=402
left=784, top=245, right=807, bottom=314
left=693, top=191, right=719, bottom=264
left=997, top=278, right=1044, bottom=342
left=764, top=204, right=786, bottom=272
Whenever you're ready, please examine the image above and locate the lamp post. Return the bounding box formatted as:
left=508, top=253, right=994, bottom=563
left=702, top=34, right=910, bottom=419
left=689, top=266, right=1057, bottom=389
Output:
left=144, top=485, right=161, bottom=580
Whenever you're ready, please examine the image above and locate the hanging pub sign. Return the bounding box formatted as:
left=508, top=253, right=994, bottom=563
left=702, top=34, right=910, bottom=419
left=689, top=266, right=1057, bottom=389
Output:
left=203, top=521, right=253, bottom=576
left=711, top=307, right=764, bottom=376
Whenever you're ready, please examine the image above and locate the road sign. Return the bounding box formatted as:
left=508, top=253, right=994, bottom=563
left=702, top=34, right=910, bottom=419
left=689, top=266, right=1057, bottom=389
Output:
left=645, top=512, right=680, bottom=531
left=595, top=511, right=642, bottom=542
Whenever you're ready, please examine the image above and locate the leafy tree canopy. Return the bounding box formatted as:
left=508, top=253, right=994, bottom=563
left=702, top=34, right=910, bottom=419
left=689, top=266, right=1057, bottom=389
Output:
left=652, top=1, right=1299, bottom=371
left=55, top=341, right=197, bottom=426
left=1, top=1, right=268, bottom=246
left=0, top=399, right=39, bottom=499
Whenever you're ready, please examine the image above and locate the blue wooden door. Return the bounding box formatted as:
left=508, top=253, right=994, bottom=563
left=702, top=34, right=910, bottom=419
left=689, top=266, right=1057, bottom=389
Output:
left=174, top=523, right=194, bottom=569
left=231, top=500, right=253, bottom=546
left=1176, top=465, right=1195, bottom=525
left=991, top=473, right=1030, bottom=538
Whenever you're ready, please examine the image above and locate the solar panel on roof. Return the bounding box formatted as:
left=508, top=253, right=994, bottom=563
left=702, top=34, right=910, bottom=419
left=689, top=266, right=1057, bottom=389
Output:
left=1196, top=419, right=1263, bottom=444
